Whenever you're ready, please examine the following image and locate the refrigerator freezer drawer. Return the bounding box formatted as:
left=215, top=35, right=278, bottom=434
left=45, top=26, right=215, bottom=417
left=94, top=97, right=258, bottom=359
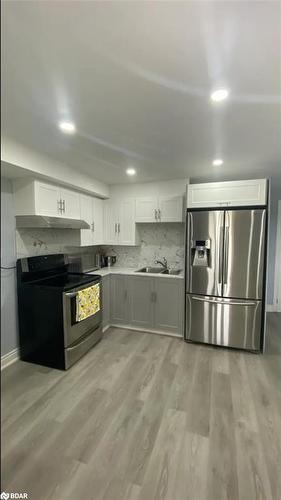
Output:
left=185, top=294, right=262, bottom=351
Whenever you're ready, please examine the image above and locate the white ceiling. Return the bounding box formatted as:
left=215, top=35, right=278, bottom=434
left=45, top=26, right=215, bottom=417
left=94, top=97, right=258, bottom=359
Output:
left=2, top=1, right=281, bottom=186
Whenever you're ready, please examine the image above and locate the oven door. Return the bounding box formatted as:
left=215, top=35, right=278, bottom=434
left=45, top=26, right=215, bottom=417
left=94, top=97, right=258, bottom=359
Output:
left=63, top=278, right=102, bottom=347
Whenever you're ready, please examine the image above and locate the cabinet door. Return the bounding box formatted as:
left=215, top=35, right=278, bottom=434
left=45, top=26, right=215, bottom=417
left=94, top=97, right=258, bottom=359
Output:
left=154, top=278, right=184, bottom=335
left=159, top=196, right=183, bottom=222
left=135, top=198, right=158, bottom=222
left=61, top=188, right=80, bottom=219
left=102, top=275, right=111, bottom=329
left=119, top=199, right=136, bottom=245
left=104, top=201, right=119, bottom=245
left=34, top=182, right=61, bottom=216
left=128, top=276, right=154, bottom=329
left=92, top=198, right=104, bottom=244
left=187, top=179, right=267, bottom=208
left=80, top=194, right=93, bottom=246
left=111, top=275, right=128, bottom=324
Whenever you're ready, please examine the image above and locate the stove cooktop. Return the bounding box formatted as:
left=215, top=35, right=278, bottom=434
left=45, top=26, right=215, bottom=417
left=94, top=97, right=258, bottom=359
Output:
left=33, top=273, right=99, bottom=291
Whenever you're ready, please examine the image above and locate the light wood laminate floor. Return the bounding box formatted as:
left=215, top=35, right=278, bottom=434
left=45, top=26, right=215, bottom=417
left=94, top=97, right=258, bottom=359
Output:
left=2, top=313, right=281, bottom=500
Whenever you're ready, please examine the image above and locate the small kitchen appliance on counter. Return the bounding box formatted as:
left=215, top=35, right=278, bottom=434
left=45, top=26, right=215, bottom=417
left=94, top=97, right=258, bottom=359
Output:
left=17, top=254, right=102, bottom=370
left=103, top=255, right=117, bottom=267
left=94, top=253, right=117, bottom=268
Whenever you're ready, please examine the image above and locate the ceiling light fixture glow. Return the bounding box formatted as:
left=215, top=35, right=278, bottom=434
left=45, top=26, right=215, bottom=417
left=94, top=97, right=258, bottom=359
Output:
left=212, top=159, right=223, bottom=166
left=210, top=88, right=229, bottom=102
left=126, top=168, right=136, bottom=176
left=59, top=121, right=76, bottom=133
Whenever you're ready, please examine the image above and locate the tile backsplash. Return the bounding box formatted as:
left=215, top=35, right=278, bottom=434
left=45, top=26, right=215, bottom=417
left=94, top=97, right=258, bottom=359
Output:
left=16, top=228, right=82, bottom=258
left=16, top=223, right=185, bottom=270
left=102, top=223, right=185, bottom=269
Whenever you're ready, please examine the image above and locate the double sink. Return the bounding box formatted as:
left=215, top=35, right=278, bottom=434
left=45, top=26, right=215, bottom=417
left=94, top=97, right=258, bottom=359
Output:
left=136, top=267, right=182, bottom=276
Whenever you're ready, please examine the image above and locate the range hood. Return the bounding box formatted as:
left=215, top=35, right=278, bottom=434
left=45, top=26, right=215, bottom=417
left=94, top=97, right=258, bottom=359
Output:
left=16, top=215, right=90, bottom=230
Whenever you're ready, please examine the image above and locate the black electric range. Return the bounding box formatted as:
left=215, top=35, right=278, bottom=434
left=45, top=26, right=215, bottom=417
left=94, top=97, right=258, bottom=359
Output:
left=17, top=254, right=102, bottom=370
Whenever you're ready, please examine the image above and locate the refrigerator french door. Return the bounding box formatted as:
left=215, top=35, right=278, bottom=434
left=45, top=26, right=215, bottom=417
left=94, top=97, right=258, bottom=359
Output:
left=185, top=208, right=266, bottom=351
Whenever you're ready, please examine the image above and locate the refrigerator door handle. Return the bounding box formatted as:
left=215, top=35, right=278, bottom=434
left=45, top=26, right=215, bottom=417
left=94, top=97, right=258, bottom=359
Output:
left=218, top=226, right=224, bottom=285
left=192, top=296, right=256, bottom=306
left=223, top=226, right=229, bottom=285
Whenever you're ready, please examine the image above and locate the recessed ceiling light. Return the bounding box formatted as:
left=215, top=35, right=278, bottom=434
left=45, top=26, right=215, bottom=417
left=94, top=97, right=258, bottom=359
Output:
left=126, top=168, right=136, bottom=176
left=58, top=121, right=76, bottom=133
left=210, top=88, right=229, bottom=102
left=212, top=159, right=223, bottom=166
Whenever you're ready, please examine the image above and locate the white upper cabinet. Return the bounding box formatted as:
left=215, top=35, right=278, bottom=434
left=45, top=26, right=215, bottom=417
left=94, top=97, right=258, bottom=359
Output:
left=104, top=200, right=119, bottom=245
left=135, top=198, right=158, bottom=222
left=187, top=179, right=267, bottom=208
left=119, top=199, right=137, bottom=245
left=34, top=182, right=61, bottom=216
left=80, top=194, right=104, bottom=246
left=80, top=194, right=94, bottom=246
left=92, top=198, right=104, bottom=244
left=60, top=187, right=80, bottom=219
left=158, top=196, right=183, bottom=222
left=136, top=196, right=183, bottom=223
left=104, top=199, right=139, bottom=246
left=14, top=179, right=80, bottom=219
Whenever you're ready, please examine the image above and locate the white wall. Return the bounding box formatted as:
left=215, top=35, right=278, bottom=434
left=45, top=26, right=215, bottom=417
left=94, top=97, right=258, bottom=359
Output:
left=1, top=178, right=18, bottom=355
left=267, top=185, right=281, bottom=305
left=109, top=178, right=189, bottom=198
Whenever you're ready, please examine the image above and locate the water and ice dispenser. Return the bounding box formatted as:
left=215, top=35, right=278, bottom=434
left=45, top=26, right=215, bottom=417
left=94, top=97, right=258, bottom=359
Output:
left=191, top=239, right=210, bottom=267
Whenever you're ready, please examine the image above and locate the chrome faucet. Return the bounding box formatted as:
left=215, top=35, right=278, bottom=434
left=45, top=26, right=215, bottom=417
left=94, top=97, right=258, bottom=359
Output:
left=155, top=257, right=168, bottom=269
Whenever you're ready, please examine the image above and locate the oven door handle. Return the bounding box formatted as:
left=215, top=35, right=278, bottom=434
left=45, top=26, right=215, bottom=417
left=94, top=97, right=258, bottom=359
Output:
left=65, top=292, right=78, bottom=299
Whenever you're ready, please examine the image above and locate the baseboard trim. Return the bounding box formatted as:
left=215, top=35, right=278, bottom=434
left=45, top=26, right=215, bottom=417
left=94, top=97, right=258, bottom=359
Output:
left=1, top=348, right=19, bottom=370
left=102, top=324, right=111, bottom=333
left=110, top=323, right=182, bottom=339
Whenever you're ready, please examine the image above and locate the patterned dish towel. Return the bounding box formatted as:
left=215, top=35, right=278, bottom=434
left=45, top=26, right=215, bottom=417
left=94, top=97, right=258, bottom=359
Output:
left=76, top=284, right=100, bottom=322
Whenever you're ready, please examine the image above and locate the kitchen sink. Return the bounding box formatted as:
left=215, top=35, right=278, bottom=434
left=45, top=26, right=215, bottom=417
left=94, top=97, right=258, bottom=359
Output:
left=136, top=267, right=164, bottom=273
left=161, top=269, right=182, bottom=275
left=136, top=267, right=182, bottom=275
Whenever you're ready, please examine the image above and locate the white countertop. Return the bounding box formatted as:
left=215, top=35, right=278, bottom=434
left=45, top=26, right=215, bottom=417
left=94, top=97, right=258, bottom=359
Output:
left=86, top=266, right=184, bottom=279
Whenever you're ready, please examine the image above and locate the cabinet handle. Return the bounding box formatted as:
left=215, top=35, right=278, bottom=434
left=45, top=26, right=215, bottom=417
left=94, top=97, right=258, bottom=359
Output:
left=154, top=209, right=158, bottom=221
left=92, top=221, right=95, bottom=232
left=118, top=223, right=120, bottom=234
left=115, top=223, right=117, bottom=234
left=151, top=291, right=157, bottom=302
left=158, top=209, right=161, bottom=221
left=57, top=199, right=62, bottom=214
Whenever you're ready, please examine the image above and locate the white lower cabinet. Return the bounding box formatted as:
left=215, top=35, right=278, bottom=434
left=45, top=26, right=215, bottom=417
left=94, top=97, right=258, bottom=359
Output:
left=110, top=275, right=129, bottom=324
left=108, top=274, right=183, bottom=336
left=128, top=276, right=154, bottom=329
left=154, top=278, right=184, bottom=334
left=101, top=275, right=111, bottom=330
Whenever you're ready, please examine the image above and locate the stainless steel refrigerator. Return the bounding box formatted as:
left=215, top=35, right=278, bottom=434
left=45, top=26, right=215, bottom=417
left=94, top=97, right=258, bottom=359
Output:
left=185, top=208, right=267, bottom=351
